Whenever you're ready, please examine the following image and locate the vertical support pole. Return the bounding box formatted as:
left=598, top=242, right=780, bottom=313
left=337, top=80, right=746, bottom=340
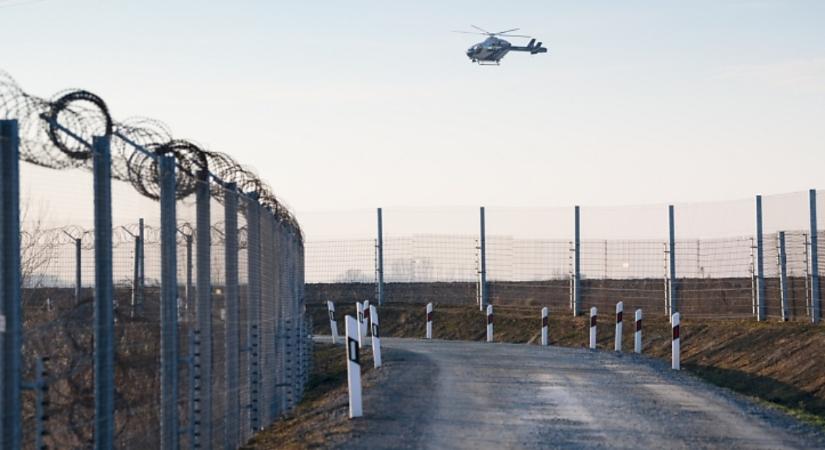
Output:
left=634, top=309, right=643, bottom=354
left=189, top=329, right=201, bottom=448
left=132, top=233, right=140, bottom=318
left=589, top=307, right=597, bottom=350
left=541, top=307, right=548, bottom=346
left=376, top=208, right=384, bottom=306
left=778, top=231, right=789, bottom=322
left=755, top=195, right=766, bottom=321
left=486, top=304, right=493, bottom=343
left=345, top=316, right=362, bottom=418
left=74, top=237, right=82, bottom=304
left=426, top=302, right=433, bottom=340
left=803, top=233, right=811, bottom=318
left=159, top=156, right=178, bottom=450
left=668, top=205, right=677, bottom=316
left=224, top=184, right=239, bottom=450
left=0, top=119, right=22, bottom=450
left=186, top=235, right=193, bottom=320
left=810, top=189, right=820, bottom=324
left=614, top=301, right=623, bottom=352
left=479, top=207, right=487, bottom=311
left=92, top=135, right=114, bottom=450
left=573, top=206, right=581, bottom=316
left=138, top=217, right=145, bottom=315
left=672, top=312, right=681, bottom=370
left=245, top=194, right=261, bottom=433
left=667, top=205, right=679, bottom=313
left=195, top=169, right=212, bottom=449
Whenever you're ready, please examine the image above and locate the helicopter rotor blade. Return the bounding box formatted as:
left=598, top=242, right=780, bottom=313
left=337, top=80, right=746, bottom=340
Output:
left=471, top=24, right=492, bottom=34
left=498, top=33, right=532, bottom=39
left=452, top=30, right=489, bottom=35
left=495, top=28, right=520, bottom=35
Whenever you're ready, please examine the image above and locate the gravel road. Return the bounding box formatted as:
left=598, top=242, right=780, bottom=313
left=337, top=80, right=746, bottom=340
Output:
left=323, top=337, right=825, bottom=449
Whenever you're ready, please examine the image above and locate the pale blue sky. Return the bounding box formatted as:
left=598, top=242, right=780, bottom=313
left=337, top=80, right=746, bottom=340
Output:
left=3, top=0, right=825, bottom=221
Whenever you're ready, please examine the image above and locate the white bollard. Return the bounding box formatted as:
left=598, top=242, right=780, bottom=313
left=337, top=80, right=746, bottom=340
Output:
left=369, top=305, right=381, bottom=368
left=327, top=301, right=338, bottom=344
left=672, top=312, right=680, bottom=370
left=614, top=301, right=623, bottom=352
left=589, top=307, right=597, bottom=350
left=486, top=304, right=494, bottom=343
left=363, top=300, right=370, bottom=335
left=634, top=309, right=642, bottom=354
left=345, top=315, right=363, bottom=418
left=541, top=307, right=549, bottom=346
left=356, top=302, right=365, bottom=348
left=426, top=302, right=433, bottom=340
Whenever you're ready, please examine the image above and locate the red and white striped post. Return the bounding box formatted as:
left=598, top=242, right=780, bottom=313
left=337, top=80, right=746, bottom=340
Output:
left=614, top=301, right=623, bottom=352
left=589, top=307, right=597, bottom=350
left=634, top=309, right=642, bottom=354
left=356, top=302, right=365, bottom=348
left=369, top=305, right=381, bottom=368
left=541, top=307, right=549, bottom=346
left=426, top=302, right=433, bottom=340
left=344, top=315, right=362, bottom=418
left=672, top=312, right=680, bottom=370
left=486, top=304, right=494, bottom=343
left=327, top=300, right=338, bottom=344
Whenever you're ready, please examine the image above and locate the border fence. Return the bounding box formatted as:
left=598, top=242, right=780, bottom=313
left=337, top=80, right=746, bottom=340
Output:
left=1, top=71, right=309, bottom=449
left=303, top=193, right=824, bottom=323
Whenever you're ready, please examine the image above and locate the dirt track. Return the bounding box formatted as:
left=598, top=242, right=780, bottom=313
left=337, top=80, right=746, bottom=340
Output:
left=326, top=337, right=825, bottom=450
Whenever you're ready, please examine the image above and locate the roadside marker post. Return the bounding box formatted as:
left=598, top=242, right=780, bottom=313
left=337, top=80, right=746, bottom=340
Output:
left=345, top=315, right=363, bottom=418
left=634, top=309, right=643, bottom=354
left=356, top=302, right=365, bottom=348
left=426, top=302, right=433, bottom=340
left=589, top=307, right=597, bottom=350
left=364, top=300, right=371, bottom=335
left=486, top=304, right=494, bottom=343
left=541, top=307, right=549, bottom=346
left=370, top=305, right=382, bottom=368
left=327, top=301, right=338, bottom=344
left=614, top=302, right=623, bottom=352
left=672, top=312, right=680, bottom=370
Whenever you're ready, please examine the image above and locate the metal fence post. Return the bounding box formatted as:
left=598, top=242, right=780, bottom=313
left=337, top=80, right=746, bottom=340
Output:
left=185, top=234, right=193, bottom=320
left=74, top=237, right=82, bottom=304
left=810, top=189, right=820, bottom=324
left=246, top=194, right=261, bottom=432
left=376, top=207, right=384, bottom=306
left=92, top=135, right=114, bottom=450
left=0, top=119, right=22, bottom=450
left=479, top=206, right=487, bottom=310
left=778, top=231, right=789, bottom=321
left=668, top=205, right=677, bottom=316
left=573, top=206, right=581, bottom=317
left=755, top=195, right=766, bottom=321
left=195, top=169, right=212, bottom=449
left=224, top=183, right=240, bottom=450
left=159, top=155, right=179, bottom=450
left=138, top=217, right=145, bottom=315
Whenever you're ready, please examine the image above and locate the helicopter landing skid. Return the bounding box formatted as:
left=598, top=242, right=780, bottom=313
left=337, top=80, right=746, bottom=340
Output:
left=476, top=61, right=500, bottom=66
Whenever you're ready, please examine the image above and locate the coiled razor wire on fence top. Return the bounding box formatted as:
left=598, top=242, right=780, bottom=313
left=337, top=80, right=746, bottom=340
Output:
left=0, top=70, right=301, bottom=234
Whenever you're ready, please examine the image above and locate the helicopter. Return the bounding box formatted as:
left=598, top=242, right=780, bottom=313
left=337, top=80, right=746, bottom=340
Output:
left=454, top=25, right=547, bottom=65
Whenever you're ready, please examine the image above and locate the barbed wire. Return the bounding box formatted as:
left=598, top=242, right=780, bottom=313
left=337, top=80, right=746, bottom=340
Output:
left=22, top=222, right=249, bottom=249
left=0, top=69, right=302, bottom=238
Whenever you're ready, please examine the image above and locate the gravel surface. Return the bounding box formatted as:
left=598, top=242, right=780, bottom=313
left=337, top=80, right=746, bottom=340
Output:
left=318, top=337, right=825, bottom=449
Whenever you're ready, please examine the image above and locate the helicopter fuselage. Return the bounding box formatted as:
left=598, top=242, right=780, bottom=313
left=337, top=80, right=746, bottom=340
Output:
left=465, top=36, right=547, bottom=65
